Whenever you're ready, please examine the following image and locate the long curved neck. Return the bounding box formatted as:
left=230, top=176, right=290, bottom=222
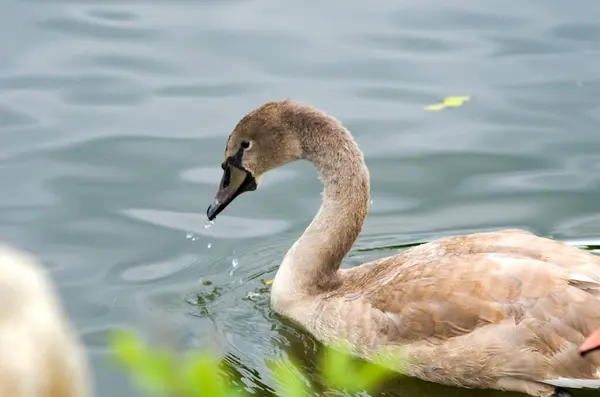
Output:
left=272, top=112, right=370, bottom=304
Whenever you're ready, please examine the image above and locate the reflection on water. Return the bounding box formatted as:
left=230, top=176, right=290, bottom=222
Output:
left=2, top=0, right=600, bottom=396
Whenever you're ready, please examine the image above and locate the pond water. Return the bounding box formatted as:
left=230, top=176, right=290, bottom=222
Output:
left=2, top=0, right=600, bottom=396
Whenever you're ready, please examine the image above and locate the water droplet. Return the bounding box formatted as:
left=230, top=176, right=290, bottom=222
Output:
left=185, top=232, right=198, bottom=241
left=229, top=258, right=240, bottom=277
left=204, top=221, right=214, bottom=229
left=207, top=243, right=212, bottom=249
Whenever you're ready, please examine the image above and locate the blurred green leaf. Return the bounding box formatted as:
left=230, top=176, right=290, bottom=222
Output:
left=320, top=342, right=355, bottom=390
left=109, top=330, right=178, bottom=396
left=268, top=356, right=310, bottom=397
left=183, top=351, right=230, bottom=397
left=110, top=329, right=144, bottom=367
left=110, top=330, right=407, bottom=397
left=354, top=359, right=394, bottom=391
left=320, top=341, right=397, bottom=393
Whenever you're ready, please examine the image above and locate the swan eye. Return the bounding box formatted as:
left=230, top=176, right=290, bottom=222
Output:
left=241, top=140, right=251, bottom=150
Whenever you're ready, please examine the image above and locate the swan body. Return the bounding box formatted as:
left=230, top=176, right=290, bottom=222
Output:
left=207, top=100, right=600, bottom=397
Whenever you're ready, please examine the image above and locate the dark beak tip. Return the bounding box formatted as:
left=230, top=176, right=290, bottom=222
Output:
left=206, top=204, right=218, bottom=221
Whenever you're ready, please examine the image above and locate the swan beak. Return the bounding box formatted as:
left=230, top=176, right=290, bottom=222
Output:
left=207, top=163, right=257, bottom=221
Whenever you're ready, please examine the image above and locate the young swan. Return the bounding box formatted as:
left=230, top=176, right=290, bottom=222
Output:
left=0, top=244, right=91, bottom=397
left=206, top=100, right=600, bottom=397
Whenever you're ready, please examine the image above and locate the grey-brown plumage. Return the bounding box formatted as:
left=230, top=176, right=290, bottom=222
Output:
left=207, top=100, right=600, bottom=397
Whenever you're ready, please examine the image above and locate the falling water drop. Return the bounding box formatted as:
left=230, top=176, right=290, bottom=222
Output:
left=204, top=220, right=214, bottom=229
left=229, top=257, right=239, bottom=277
left=185, top=232, right=198, bottom=241
left=207, top=243, right=212, bottom=249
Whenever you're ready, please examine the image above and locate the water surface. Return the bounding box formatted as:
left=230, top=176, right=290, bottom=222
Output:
left=2, top=1, right=600, bottom=396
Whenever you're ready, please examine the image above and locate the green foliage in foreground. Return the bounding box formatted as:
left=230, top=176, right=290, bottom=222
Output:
left=110, top=330, right=401, bottom=397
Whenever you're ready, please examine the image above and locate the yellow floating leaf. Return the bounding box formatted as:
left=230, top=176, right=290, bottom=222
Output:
left=262, top=279, right=273, bottom=285
left=424, top=103, right=447, bottom=111
left=425, top=96, right=471, bottom=111
left=444, top=96, right=470, bottom=107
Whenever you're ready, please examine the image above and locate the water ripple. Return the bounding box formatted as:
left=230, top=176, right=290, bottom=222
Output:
left=123, top=208, right=291, bottom=239
left=77, top=54, right=177, bottom=75
left=0, top=103, right=38, bottom=128
left=552, top=23, right=600, bottom=42
left=0, top=73, right=150, bottom=106
left=38, top=16, right=157, bottom=41
left=157, top=83, right=258, bottom=98
left=109, top=253, right=198, bottom=285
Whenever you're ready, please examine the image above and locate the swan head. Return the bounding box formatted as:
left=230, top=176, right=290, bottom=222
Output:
left=207, top=100, right=304, bottom=220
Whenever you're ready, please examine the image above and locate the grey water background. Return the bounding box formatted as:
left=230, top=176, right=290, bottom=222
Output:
left=2, top=0, right=600, bottom=396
